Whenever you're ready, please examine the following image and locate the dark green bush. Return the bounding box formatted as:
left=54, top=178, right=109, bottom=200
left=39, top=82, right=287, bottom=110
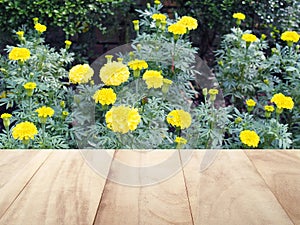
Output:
left=0, top=0, right=143, bottom=63
left=171, top=0, right=299, bottom=64
left=0, top=0, right=123, bottom=37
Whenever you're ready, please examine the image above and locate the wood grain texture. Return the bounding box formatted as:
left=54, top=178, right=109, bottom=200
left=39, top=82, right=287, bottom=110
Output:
left=94, top=150, right=194, bottom=225
left=0, top=151, right=111, bottom=225
left=0, top=150, right=299, bottom=225
left=182, top=151, right=294, bottom=225
left=0, top=151, right=39, bottom=189
left=246, top=151, right=300, bottom=225
left=0, top=151, right=51, bottom=218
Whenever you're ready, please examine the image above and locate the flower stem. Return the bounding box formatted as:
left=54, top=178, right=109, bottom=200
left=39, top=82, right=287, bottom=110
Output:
left=42, top=123, right=46, bottom=148
left=5, top=127, right=11, bottom=143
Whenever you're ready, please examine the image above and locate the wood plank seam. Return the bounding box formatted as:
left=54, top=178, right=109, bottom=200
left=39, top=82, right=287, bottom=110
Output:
left=243, top=151, right=296, bottom=225
left=0, top=151, right=53, bottom=220
left=178, top=151, right=195, bottom=225
left=92, top=150, right=117, bottom=225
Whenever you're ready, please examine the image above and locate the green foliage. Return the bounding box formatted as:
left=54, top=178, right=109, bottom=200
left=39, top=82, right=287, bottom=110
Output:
left=225, top=108, right=292, bottom=149
left=71, top=3, right=208, bottom=149
left=262, top=43, right=300, bottom=148
left=0, top=29, right=76, bottom=148
left=213, top=12, right=298, bottom=149
left=215, top=27, right=268, bottom=105
left=0, top=0, right=126, bottom=37
left=173, top=0, right=300, bottom=61
left=256, top=0, right=300, bottom=40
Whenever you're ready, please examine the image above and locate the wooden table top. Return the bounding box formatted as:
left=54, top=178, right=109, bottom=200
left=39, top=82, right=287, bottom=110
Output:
left=0, top=150, right=299, bottom=225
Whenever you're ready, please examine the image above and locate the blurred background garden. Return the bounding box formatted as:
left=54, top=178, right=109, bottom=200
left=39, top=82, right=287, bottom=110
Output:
left=0, top=0, right=299, bottom=149
left=1, top=0, right=299, bottom=64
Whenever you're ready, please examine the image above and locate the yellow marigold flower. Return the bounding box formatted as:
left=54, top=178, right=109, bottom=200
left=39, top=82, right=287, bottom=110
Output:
left=167, top=109, right=192, bottom=130
left=23, top=82, right=37, bottom=90
left=209, top=88, right=219, bottom=102
left=239, top=130, right=260, bottom=148
left=168, top=23, right=187, bottom=35
left=12, top=121, right=38, bottom=141
left=65, top=40, right=72, bottom=49
left=208, top=88, right=219, bottom=101
left=93, top=88, right=117, bottom=106
left=132, top=20, right=139, bottom=31
left=208, top=88, right=219, bottom=95
left=1, top=113, right=12, bottom=128
left=163, top=78, right=173, bottom=85
left=178, top=16, right=198, bottom=30
left=162, top=78, right=173, bottom=93
left=128, top=59, right=148, bottom=71
left=105, top=105, right=141, bottom=134
left=246, top=99, right=256, bottom=107
left=34, top=23, right=47, bottom=33
left=174, top=136, right=187, bottom=144
left=154, top=0, right=161, bottom=5
left=281, top=31, right=300, bottom=43
left=16, top=31, right=24, bottom=38
left=233, top=12, right=246, bottom=20
left=1, top=113, right=12, bottom=119
left=36, top=106, right=55, bottom=118
left=69, top=64, right=94, bottom=84
left=242, top=33, right=258, bottom=43
left=65, top=40, right=72, bottom=46
left=271, top=93, right=294, bottom=110
left=142, top=70, right=164, bottom=89
left=100, top=61, right=130, bottom=86
left=33, top=17, right=39, bottom=24
left=264, top=105, right=275, bottom=112
left=152, top=13, right=167, bottom=21
left=9, top=47, right=31, bottom=61
left=62, top=111, right=69, bottom=116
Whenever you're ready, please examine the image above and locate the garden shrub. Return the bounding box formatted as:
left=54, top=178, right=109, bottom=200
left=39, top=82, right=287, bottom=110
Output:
left=0, top=0, right=124, bottom=37
left=0, top=2, right=299, bottom=149
left=215, top=13, right=299, bottom=148
left=0, top=23, right=76, bottom=148
left=174, top=0, right=300, bottom=63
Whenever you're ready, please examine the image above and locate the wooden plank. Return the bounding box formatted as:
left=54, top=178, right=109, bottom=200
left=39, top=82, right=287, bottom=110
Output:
left=94, top=150, right=193, bottom=225
left=0, top=151, right=51, bottom=218
left=0, top=151, right=113, bottom=225
left=246, top=150, right=300, bottom=225
left=0, top=151, right=39, bottom=188
left=182, top=151, right=294, bottom=225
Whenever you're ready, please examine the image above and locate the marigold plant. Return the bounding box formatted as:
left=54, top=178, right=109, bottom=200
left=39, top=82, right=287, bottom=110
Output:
left=69, top=64, right=94, bottom=84
left=168, top=23, right=187, bottom=35
left=142, top=70, right=164, bottom=89
left=167, top=109, right=192, bottom=130
left=239, top=130, right=260, bottom=148
left=280, top=31, right=299, bottom=43
left=178, top=16, right=198, bottom=30
left=36, top=106, right=55, bottom=118
left=34, top=23, right=47, bottom=33
left=99, top=61, right=130, bottom=86
left=105, top=105, right=141, bottom=134
left=93, top=88, right=117, bottom=106
left=232, top=12, right=246, bottom=20
left=242, top=33, right=257, bottom=43
left=8, top=47, right=31, bottom=61
left=12, top=121, right=38, bottom=142
left=271, top=93, right=294, bottom=110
